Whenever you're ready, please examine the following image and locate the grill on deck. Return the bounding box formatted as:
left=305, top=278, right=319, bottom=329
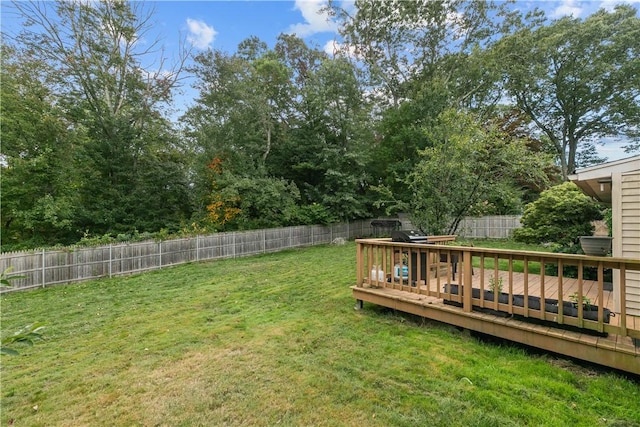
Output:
left=391, top=230, right=429, bottom=244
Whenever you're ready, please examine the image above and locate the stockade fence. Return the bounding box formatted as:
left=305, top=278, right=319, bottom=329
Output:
left=456, top=215, right=522, bottom=239
left=0, top=222, right=370, bottom=292
left=1, top=216, right=523, bottom=292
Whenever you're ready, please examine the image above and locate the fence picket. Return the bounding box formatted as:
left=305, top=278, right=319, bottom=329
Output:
left=0, top=216, right=521, bottom=292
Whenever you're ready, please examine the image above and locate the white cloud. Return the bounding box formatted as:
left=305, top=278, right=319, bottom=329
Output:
left=551, top=0, right=584, bottom=18
left=323, top=40, right=360, bottom=58
left=599, top=0, right=640, bottom=11
left=288, top=0, right=338, bottom=37
left=550, top=0, right=640, bottom=19
left=186, top=18, right=217, bottom=50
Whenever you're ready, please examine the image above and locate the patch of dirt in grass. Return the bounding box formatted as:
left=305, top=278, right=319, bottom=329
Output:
left=135, top=342, right=378, bottom=426
left=137, top=348, right=290, bottom=425
left=547, top=357, right=611, bottom=378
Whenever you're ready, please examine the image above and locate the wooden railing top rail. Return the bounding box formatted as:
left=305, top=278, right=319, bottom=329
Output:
left=358, top=235, right=457, bottom=244
left=355, top=238, right=640, bottom=270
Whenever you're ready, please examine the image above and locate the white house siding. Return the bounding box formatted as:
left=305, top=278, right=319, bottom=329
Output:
left=619, top=171, right=640, bottom=316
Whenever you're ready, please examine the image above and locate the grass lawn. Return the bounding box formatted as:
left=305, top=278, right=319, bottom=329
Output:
left=456, top=239, right=555, bottom=275
left=1, top=241, right=639, bottom=426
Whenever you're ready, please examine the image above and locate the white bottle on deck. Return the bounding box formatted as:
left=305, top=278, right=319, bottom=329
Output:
left=370, top=265, right=385, bottom=282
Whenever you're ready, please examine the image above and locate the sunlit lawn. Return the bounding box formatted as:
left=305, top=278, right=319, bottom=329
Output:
left=2, top=241, right=639, bottom=426
left=456, top=239, right=554, bottom=275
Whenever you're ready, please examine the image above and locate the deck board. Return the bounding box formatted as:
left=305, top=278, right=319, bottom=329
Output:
left=412, top=270, right=613, bottom=310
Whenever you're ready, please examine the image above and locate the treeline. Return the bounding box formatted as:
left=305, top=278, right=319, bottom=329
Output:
left=1, top=1, right=638, bottom=250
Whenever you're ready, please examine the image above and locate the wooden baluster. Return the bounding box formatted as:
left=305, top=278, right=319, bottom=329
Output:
left=427, top=247, right=434, bottom=296
left=367, top=245, right=373, bottom=287
left=540, top=258, right=546, bottom=320
left=557, top=259, right=564, bottom=324
left=356, top=242, right=363, bottom=287
left=508, top=256, right=513, bottom=313
left=493, top=255, right=499, bottom=310
left=479, top=254, right=485, bottom=304
left=577, top=261, right=584, bottom=328
left=598, top=262, right=604, bottom=333
left=436, top=248, right=442, bottom=298
left=382, top=246, right=388, bottom=288
left=463, top=249, right=472, bottom=313
left=523, top=257, right=529, bottom=316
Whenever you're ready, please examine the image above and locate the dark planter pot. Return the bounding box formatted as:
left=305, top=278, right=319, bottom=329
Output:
left=445, top=284, right=508, bottom=300
left=512, top=295, right=611, bottom=323
left=512, top=295, right=558, bottom=313
left=443, top=286, right=613, bottom=326
left=443, top=284, right=510, bottom=317
left=579, top=236, right=613, bottom=257
left=478, top=289, right=510, bottom=304
left=560, top=301, right=612, bottom=323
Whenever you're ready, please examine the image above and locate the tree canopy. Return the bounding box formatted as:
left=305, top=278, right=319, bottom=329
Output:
left=2, top=0, right=637, bottom=247
left=406, top=110, right=551, bottom=235
left=496, top=4, right=640, bottom=179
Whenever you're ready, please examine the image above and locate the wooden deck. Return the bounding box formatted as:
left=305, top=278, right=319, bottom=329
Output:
left=355, top=239, right=640, bottom=374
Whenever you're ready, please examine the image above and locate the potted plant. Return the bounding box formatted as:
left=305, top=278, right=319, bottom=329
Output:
left=579, top=236, right=612, bottom=256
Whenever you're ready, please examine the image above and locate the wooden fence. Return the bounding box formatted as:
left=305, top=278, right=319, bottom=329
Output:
left=456, top=215, right=522, bottom=239
left=0, top=216, right=523, bottom=292
left=0, top=221, right=370, bottom=292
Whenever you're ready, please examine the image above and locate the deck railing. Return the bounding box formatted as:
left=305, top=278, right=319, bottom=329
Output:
left=356, top=238, right=640, bottom=340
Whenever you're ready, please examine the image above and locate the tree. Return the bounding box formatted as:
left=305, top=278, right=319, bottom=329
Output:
left=0, top=46, right=81, bottom=248
left=272, top=55, right=373, bottom=220
left=496, top=5, right=640, bottom=179
left=184, top=35, right=374, bottom=225
left=406, top=110, right=551, bottom=235
left=13, top=0, right=191, bottom=236
left=330, top=0, right=510, bottom=108
left=184, top=41, right=291, bottom=175
left=329, top=1, right=520, bottom=209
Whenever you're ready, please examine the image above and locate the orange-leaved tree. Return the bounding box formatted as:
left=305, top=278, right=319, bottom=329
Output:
left=205, top=158, right=241, bottom=229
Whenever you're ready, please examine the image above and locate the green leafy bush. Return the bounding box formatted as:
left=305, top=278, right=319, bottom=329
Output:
left=513, top=182, right=602, bottom=246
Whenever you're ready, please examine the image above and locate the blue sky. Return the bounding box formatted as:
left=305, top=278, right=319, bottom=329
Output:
left=4, top=1, right=636, bottom=66
left=162, top=0, right=339, bottom=53
left=2, top=0, right=637, bottom=160
left=151, top=0, right=639, bottom=54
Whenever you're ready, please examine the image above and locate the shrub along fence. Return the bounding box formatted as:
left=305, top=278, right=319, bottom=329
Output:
left=0, top=216, right=523, bottom=292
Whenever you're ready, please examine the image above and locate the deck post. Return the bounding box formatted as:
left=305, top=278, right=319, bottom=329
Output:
left=356, top=241, right=363, bottom=287
left=463, top=248, right=472, bottom=312
left=355, top=299, right=364, bottom=310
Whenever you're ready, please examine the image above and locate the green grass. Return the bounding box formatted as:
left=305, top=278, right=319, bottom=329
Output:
left=457, top=239, right=554, bottom=275
left=2, top=242, right=639, bottom=426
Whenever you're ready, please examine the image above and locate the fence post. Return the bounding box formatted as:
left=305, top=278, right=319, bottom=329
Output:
left=42, top=248, right=46, bottom=288
left=159, top=241, right=162, bottom=269
left=109, top=244, right=113, bottom=278
left=263, top=229, right=266, bottom=253
left=196, top=235, right=200, bottom=262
